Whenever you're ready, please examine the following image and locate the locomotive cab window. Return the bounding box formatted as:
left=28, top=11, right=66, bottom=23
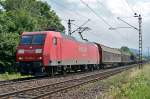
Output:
left=20, top=34, right=45, bottom=45
left=53, top=37, right=57, bottom=45
left=20, top=35, right=32, bottom=45
left=32, top=34, right=45, bottom=45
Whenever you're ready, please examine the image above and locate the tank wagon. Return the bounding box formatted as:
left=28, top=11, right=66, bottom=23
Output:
left=16, top=31, right=135, bottom=75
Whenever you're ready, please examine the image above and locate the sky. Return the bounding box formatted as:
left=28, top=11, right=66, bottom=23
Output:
left=42, top=0, right=150, bottom=53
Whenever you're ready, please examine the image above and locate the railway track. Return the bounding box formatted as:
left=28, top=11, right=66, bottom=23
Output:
left=0, top=69, right=106, bottom=95
left=0, top=64, right=138, bottom=99
left=0, top=76, right=47, bottom=86
left=0, top=69, right=102, bottom=87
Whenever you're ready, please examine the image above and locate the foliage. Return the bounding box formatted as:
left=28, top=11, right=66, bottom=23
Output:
left=102, top=64, right=150, bottom=99
left=0, top=72, right=32, bottom=80
left=0, top=33, right=19, bottom=72
left=120, top=46, right=134, bottom=55
left=0, top=0, right=64, bottom=72
left=0, top=0, right=64, bottom=33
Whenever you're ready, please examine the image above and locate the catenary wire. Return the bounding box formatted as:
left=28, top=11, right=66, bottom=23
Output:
left=50, top=0, right=90, bottom=20
left=124, top=0, right=136, bottom=14
left=80, top=0, right=112, bottom=28
left=95, top=0, right=134, bottom=42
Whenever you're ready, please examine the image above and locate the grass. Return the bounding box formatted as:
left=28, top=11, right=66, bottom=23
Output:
left=0, top=72, right=32, bottom=81
left=100, top=64, right=150, bottom=99
left=64, top=64, right=150, bottom=99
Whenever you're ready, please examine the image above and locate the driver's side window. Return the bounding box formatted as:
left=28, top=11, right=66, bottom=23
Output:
left=53, top=37, right=57, bottom=46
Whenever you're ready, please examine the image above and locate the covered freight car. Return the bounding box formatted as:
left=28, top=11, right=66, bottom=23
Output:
left=101, top=45, right=121, bottom=64
left=121, top=52, right=132, bottom=65
left=95, top=43, right=122, bottom=68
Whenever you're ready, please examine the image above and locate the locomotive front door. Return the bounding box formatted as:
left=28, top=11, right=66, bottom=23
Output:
left=49, top=36, right=61, bottom=75
left=56, top=38, right=61, bottom=64
left=52, top=37, right=61, bottom=65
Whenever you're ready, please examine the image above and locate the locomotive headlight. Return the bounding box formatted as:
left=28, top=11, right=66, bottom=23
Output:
left=38, top=57, right=42, bottom=60
left=18, top=49, right=24, bottom=54
left=18, top=57, right=23, bottom=60
left=35, top=49, right=42, bottom=53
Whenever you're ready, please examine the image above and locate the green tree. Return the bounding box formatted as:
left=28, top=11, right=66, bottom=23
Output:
left=120, top=46, right=133, bottom=55
left=0, top=33, right=19, bottom=72
left=0, top=0, right=65, bottom=72
left=0, top=0, right=64, bottom=33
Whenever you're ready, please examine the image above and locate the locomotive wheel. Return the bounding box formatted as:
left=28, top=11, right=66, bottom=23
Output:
left=45, top=66, right=54, bottom=77
left=87, top=65, right=93, bottom=71
left=99, top=64, right=105, bottom=69
left=85, top=65, right=88, bottom=72
left=61, top=66, right=66, bottom=75
left=68, top=65, right=71, bottom=73
left=91, top=66, right=94, bottom=71
left=80, top=65, right=86, bottom=72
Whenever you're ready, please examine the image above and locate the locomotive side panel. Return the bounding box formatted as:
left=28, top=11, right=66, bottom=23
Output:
left=43, top=32, right=51, bottom=66
left=60, top=36, right=100, bottom=65
left=87, top=43, right=100, bottom=64
left=77, top=42, right=89, bottom=64
left=46, top=32, right=62, bottom=66
left=61, top=37, right=78, bottom=65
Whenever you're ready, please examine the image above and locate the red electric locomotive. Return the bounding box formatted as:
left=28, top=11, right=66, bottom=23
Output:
left=16, top=31, right=100, bottom=75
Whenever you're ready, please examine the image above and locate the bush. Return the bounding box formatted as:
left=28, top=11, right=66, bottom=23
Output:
left=0, top=33, right=19, bottom=73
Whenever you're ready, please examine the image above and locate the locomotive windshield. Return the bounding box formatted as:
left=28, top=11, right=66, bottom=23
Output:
left=20, top=34, right=45, bottom=45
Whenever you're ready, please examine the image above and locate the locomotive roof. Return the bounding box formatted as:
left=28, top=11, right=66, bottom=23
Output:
left=61, top=32, right=94, bottom=44
left=21, top=31, right=93, bottom=43
left=21, top=31, right=49, bottom=35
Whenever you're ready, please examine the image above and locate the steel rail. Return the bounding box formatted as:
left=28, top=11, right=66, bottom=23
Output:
left=0, top=64, right=138, bottom=99
left=33, top=65, right=135, bottom=99
left=0, top=76, right=48, bottom=86
left=0, top=69, right=102, bottom=87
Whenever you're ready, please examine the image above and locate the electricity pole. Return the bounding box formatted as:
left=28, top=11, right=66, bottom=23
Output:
left=147, top=47, right=150, bottom=60
left=139, top=15, right=142, bottom=68
left=110, top=13, right=143, bottom=69
left=135, top=14, right=142, bottom=68
left=68, top=19, right=75, bottom=35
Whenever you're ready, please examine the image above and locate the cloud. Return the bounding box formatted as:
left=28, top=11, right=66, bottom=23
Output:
left=42, top=0, right=150, bottom=50
left=133, top=1, right=150, bottom=21
left=66, top=0, right=98, bottom=8
left=133, top=1, right=150, bottom=14
left=105, top=0, right=132, bottom=16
